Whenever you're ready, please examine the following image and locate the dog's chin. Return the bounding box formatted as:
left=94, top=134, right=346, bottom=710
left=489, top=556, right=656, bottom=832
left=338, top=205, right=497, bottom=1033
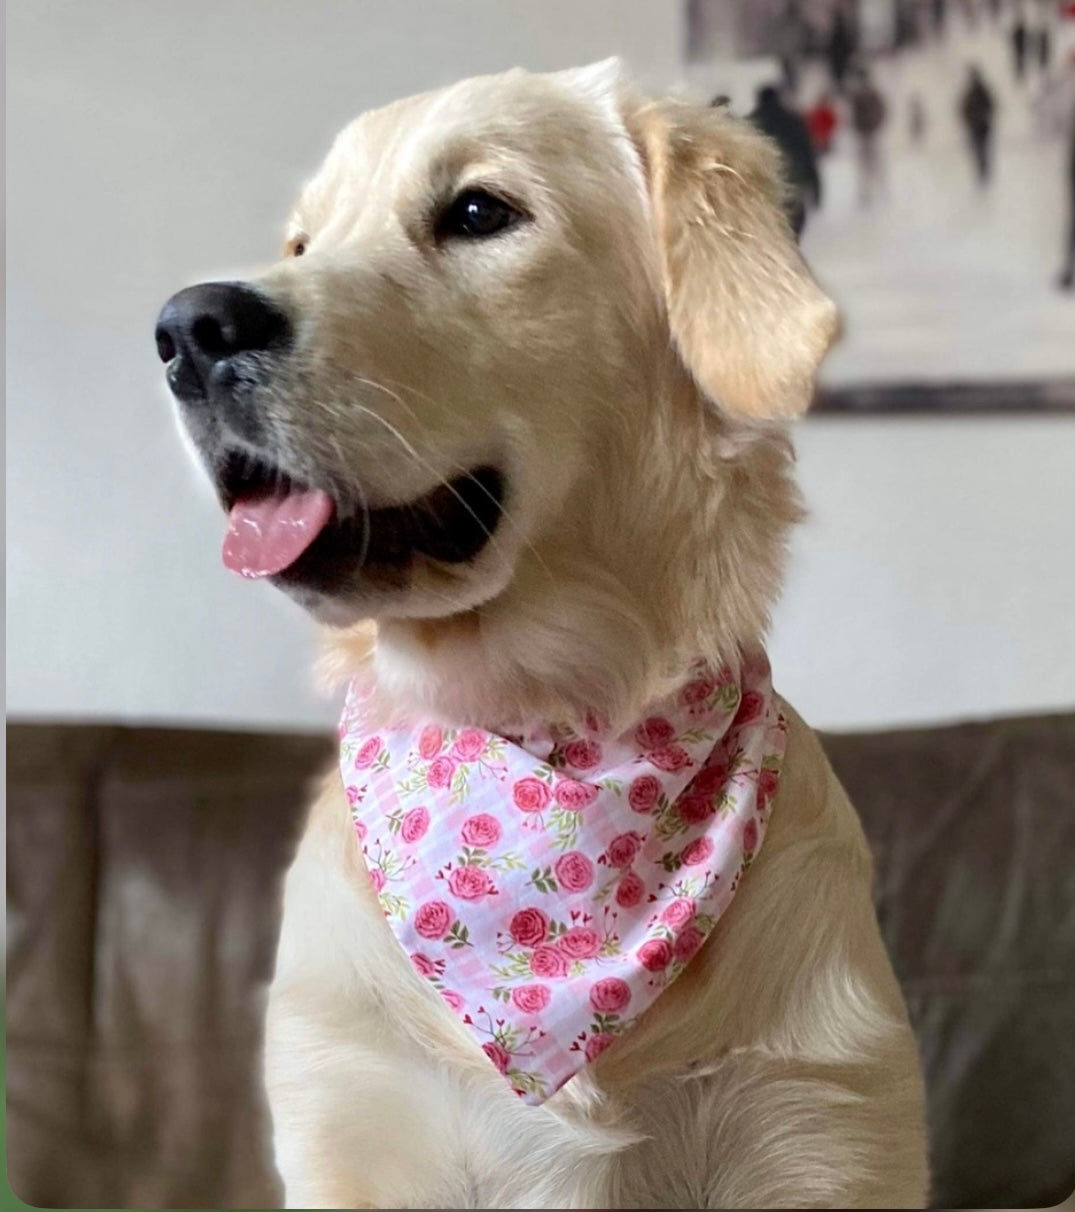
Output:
left=280, top=548, right=519, bottom=628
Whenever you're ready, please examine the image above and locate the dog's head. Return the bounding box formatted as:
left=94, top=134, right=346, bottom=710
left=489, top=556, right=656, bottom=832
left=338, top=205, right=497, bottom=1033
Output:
left=157, top=62, right=836, bottom=724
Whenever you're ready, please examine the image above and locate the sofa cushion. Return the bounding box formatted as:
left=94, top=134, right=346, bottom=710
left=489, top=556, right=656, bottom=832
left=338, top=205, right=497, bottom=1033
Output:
left=6, top=712, right=1074, bottom=1208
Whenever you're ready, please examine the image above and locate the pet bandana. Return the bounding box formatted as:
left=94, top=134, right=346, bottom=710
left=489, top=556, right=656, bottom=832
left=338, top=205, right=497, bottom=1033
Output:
left=339, top=652, right=786, bottom=1105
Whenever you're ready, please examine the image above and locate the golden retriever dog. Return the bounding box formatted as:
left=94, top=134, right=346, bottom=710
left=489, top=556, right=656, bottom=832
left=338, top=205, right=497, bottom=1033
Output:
left=156, top=60, right=928, bottom=1208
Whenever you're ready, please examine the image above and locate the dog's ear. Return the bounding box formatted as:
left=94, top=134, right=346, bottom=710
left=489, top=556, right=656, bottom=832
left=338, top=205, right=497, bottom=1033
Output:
left=628, top=99, right=839, bottom=420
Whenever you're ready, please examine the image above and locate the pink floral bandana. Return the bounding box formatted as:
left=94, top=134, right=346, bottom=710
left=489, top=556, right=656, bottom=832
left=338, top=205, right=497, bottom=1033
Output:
left=339, top=652, right=787, bottom=1105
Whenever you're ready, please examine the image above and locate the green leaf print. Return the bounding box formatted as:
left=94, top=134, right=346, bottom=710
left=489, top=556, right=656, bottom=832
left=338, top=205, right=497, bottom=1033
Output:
left=507, top=1067, right=549, bottom=1100
left=448, top=763, right=471, bottom=807
left=395, top=772, right=427, bottom=798
left=379, top=892, right=410, bottom=921
left=490, top=851, right=526, bottom=872
left=527, top=867, right=559, bottom=894
left=490, top=953, right=536, bottom=980
left=678, top=728, right=713, bottom=744
left=459, top=846, right=491, bottom=868
left=549, top=805, right=580, bottom=851
left=445, top=922, right=471, bottom=949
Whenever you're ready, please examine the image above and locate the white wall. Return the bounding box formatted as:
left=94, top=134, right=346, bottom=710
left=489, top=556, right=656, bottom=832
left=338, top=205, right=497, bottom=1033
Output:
left=8, top=0, right=1074, bottom=733
left=770, top=418, right=1075, bottom=729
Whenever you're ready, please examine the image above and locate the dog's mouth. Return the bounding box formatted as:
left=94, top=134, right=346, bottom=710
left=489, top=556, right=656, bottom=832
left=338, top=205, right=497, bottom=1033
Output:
left=215, top=451, right=506, bottom=590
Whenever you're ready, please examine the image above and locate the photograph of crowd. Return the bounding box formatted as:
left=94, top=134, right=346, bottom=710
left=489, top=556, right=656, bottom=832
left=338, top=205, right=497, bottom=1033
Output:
left=686, top=0, right=1075, bottom=410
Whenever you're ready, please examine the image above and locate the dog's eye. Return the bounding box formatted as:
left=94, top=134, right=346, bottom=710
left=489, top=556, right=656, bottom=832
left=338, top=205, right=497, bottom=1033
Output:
left=436, top=190, right=524, bottom=241
left=292, top=241, right=306, bottom=257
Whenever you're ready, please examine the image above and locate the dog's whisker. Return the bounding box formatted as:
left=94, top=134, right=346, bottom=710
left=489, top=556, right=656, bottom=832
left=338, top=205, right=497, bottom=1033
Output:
left=349, top=377, right=557, bottom=591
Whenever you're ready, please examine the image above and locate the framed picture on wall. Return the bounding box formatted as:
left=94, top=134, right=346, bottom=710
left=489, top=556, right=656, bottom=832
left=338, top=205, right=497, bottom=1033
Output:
left=684, top=0, right=1075, bottom=412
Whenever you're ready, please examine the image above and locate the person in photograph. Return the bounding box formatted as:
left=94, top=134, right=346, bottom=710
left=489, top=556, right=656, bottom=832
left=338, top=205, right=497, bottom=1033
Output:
left=776, top=0, right=808, bottom=95
left=960, top=65, right=997, bottom=184
left=807, top=91, right=839, bottom=155
left=1011, top=11, right=1030, bottom=80
left=909, top=93, right=928, bottom=143
left=1036, top=23, right=1052, bottom=71
left=1059, top=104, right=1075, bottom=289
left=827, top=4, right=857, bottom=92
left=849, top=71, right=889, bottom=204
left=747, top=85, right=822, bottom=236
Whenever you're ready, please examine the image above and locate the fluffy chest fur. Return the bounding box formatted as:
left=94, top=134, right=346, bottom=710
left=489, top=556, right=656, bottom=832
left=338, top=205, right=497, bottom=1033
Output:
left=265, top=705, right=927, bottom=1208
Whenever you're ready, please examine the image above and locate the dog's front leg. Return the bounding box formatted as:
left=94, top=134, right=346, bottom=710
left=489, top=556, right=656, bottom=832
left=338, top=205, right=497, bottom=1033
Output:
left=263, top=778, right=459, bottom=1208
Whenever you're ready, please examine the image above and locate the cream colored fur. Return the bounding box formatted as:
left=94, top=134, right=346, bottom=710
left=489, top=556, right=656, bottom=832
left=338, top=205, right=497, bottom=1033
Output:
left=258, top=61, right=929, bottom=1208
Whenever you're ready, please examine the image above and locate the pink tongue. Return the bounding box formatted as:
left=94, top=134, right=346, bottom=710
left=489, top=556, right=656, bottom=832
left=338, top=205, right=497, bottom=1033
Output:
left=222, top=488, right=335, bottom=578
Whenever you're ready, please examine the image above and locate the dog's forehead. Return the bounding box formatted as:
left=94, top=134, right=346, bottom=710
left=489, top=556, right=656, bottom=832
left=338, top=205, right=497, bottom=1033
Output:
left=294, top=68, right=630, bottom=226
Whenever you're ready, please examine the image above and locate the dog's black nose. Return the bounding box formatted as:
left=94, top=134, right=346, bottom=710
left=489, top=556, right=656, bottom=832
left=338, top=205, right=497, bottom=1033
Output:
left=155, top=282, right=290, bottom=401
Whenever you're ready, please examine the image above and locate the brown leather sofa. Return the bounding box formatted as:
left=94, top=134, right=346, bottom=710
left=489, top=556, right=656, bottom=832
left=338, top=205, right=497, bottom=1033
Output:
left=7, top=712, right=1074, bottom=1209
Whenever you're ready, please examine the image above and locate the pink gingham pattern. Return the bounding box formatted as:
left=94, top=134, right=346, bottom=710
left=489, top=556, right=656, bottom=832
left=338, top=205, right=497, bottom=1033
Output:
left=339, top=652, right=786, bottom=1104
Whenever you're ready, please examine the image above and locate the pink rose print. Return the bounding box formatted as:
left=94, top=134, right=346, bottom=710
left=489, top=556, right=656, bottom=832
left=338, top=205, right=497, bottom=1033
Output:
left=678, top=794, right=715, bottom=826
left=354, top=736, right=382, bottom=769
left=414, top=899, right=453, bottom=940
left=585, top=1032, right=616, bottom=1062
left=559, top=926, right=603, bottom=960
left=681, top=676, right=718, bottom=711
left=742, top=817, right=759, bottom=855
left=628, top=775, right=661, bottom=814
left=649, top=745, right=692, bottom=773
left=634, top=716, right=675, bottom=750
left=606, top=832, right=643, bottom=868
left=531, top=944, right=570, bottom=979
left=554, top=851, right=595, bottom=893
left=513, top=776, right=552, bottom=814
left=563, top=739, right=602, bottom=771
left=554, top=779, right=599, bottom=812
left=417, top=725, right=444, bottom=760
left=673, top=925, right=705, bottom=964
left=427, top=755, right=456, bottom=789
left=589, top=977, right=632, bottom=1014
left=452, top=728, right=487, bottom=761
left=461, top=813, right=502, bottom=848
left=509, top=907, right=549, bottom=948
left=735, top=690, right=764, bottom=726
left=681, top=836, right=715, bottom=867
left=690, top=763, right=729, bottom=798
left=411, top=953, right=437, bottom=977
left=661, top=897, right=696, bottom=929
left=447, top=865, right=494, bottom=901
left=511, top=983, right=551, bottom=1014
left=482, top=1041, right=511, bottom=1074
left=615, top=871, right=645, bottom=908
left=400, top=806, right=430, bottom=844
left=339, top=652, right=784, bottom=1103
left=638, top=938, right=674, bottom=972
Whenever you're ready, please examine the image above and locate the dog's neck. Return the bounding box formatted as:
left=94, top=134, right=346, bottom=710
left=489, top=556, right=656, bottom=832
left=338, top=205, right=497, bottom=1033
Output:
left=324, top=363, right=799, bottom=733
